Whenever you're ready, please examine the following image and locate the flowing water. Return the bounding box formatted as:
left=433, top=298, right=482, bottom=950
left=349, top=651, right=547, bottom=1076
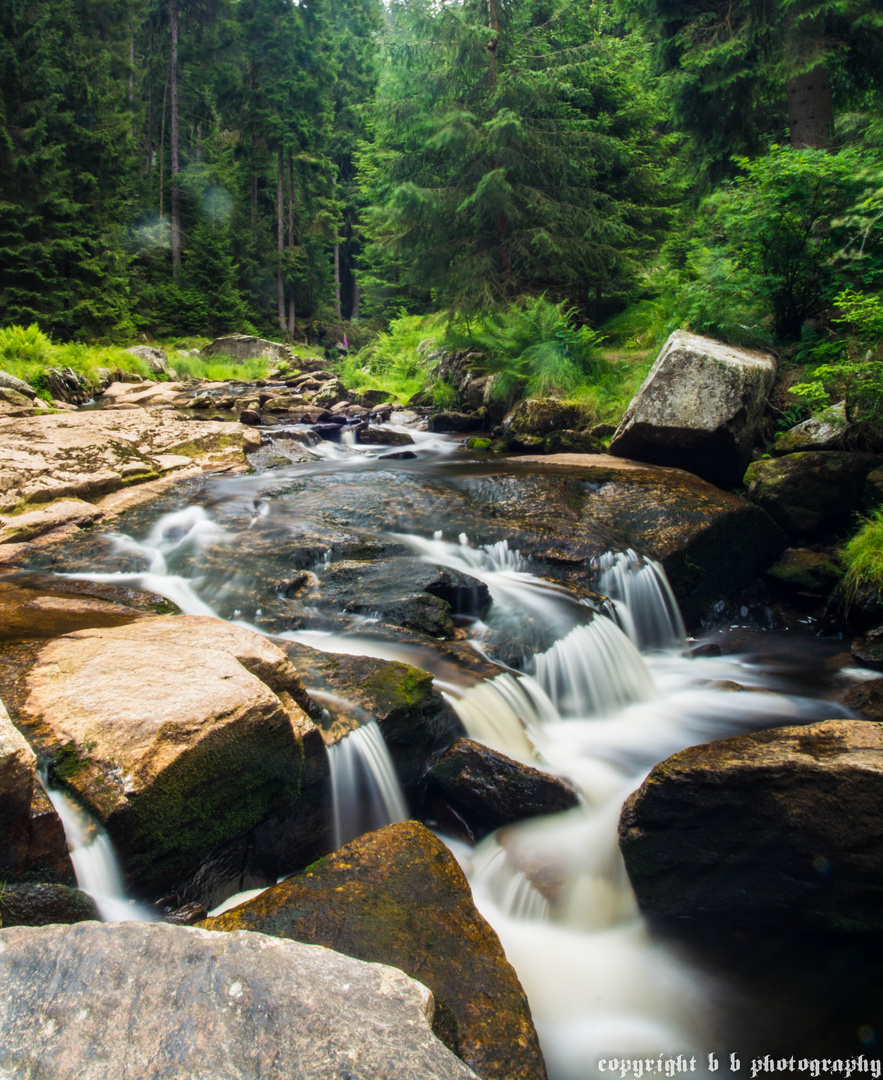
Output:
left=26, top=429, right=874, bottom=1075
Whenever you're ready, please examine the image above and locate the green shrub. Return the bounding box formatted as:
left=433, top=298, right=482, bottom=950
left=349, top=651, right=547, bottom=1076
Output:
left=336, top=313, right=444, bottom=402
left=841, top=509, right=883, bottom=606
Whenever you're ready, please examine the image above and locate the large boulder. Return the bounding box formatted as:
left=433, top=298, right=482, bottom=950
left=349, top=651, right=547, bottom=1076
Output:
left=201, top=821, right=547, bottom=1080
left=0, top=921, right=479, bottom=1080
left=200, top=333, right=292, bottom=365
left=125, top=345, right=169, bottom=376
left=609, top=330, right=776, bottom=487
left=744, top=451, right=883, bottom=535
left=502, top=399, right=589, bottom=446
left=618, top=719, right=883, bottom=931
left=0, top=371, right=38, bottom=399
left=423, top=738, right=579, bottom=840
left=0, top=616, right=327, bottom=893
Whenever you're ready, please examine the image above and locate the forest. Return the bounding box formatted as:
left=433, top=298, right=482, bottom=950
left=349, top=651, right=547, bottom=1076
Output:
left=1, top=0, right=883, bottom=419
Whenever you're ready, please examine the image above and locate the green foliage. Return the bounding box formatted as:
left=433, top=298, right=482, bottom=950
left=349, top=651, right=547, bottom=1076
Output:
left=443, top=296, right=608, bottom=404
left=789, top=289, right=883, bottom=424
left=841, top=507, right=883, bottom=606
left=336, top=313, right=444, bottom=402
left=0, top=323, right=153, bottom=391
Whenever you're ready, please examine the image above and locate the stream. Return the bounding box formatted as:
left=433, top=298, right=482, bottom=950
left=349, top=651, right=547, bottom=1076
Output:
left=26, top=424, right=883, bottom=1077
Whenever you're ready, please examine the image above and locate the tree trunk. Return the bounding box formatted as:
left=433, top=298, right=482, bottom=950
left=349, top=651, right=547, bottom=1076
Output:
left=170, top=0, right=181, bottom=277
left=159, top=75, right=168, bottom=220
left=287, top=152, right=295, bottom=336
left=487, top=0, right=511, bottom=286
left=785, top=13, right=834, bottom=150
left=277, top=144, right=286, bottom=333
left=351, top=278, right=360, bottom=323
left=333, top=243, right=342, bottom=320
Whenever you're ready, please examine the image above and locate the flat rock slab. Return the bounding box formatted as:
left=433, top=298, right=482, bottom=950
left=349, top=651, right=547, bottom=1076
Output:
left=619, top=719, right=883, bottom=930
left=610, top=330, right=776, bottom=487
left=0, top=921, right=479, bottom=1080
left=0, top=410, right=260, bottom=518
left=201, top=820, right=547, bottom=1080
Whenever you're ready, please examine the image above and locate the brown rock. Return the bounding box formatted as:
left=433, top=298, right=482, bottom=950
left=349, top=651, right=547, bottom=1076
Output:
left=841, top=679, right=883, bottom=721
left=619, top=719, right=883, bottom=930
left=0, top=579, right=146, bottom=641
left=0, top=616, right=324, bottom=890
left=200, top=820, right=547, bottom=1080
left=0, top=883, right=98, bottom=927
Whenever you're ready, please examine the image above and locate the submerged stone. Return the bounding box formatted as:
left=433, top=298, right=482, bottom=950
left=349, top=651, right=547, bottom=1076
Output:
left=200, top=820, right=547, bottom=1080
left=619, top=719, right=883, bottom=931
left=0, top=921, right=479, bottom=1080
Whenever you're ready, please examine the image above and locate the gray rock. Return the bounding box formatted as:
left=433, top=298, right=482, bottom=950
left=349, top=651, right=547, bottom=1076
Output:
left=772, top=401, right=849, bottom=455
left=125, top=346, right=169, bottom=376
left=619, top=719, right=883, bottom=931
left=201, top=334, right=292, bottom=365
left=0, top=371, right=38, bottom=399
left=610, top=330, right=776, bottom=487
left=0, top=921, right=479, bottom=1080
left=0, top=883, right=98, bottom=927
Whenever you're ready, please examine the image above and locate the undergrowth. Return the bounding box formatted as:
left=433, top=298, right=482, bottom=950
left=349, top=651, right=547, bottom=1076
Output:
left=841, top=508, right=883, bottom=606
left=336, top=313, right=444, bottom=402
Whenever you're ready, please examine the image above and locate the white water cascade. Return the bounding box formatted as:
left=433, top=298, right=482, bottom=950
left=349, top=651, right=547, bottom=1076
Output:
left=326, top=719, right=409, bottom=848
left=594, top=548, right=687, bottom=651
left=41, top=781, right=154, bottom=923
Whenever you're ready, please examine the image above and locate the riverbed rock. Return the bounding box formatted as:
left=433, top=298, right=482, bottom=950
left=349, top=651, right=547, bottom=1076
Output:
left=0, top=410, right=260, bottom=523
left=0, top=700, right=71, bottom=882
left=850, top=627, right=883, bottom=668
left=841, top=679, right=883, bottom=722
left=357, top=425, right=415, bottom=446
left=0, top=882, right=98, bottom=927
left=423, top=739, right=579, bottom=840
left=772, top=401, right=850, bottom=455
left=200, top=820, right=546, bottom=1080
left=618, top=719, right=883, bottom=930
left=503, top=399, right=589, bottom=447
left=281, top=642, right=462, bottom=785
left=0, top=371, right=38, bottom=399
left=744, top=451, right=883, bottom=535
left=610, top=330, right=776, bottom=487
left=0, top=921, right=479, bottom=1080
left=125, top=345, right=169, bottom=376
left=0, top=615, right=326, bottom=892
left=0, top=577, right=149, bottom=640
left=764, top=548, right=842, bottom=597
left=429, top=411, right=485, bottom=433
left=200, top=333, right=292, bottom=365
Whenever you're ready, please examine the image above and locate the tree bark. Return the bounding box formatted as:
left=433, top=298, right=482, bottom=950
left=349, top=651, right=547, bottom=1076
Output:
left=170, top=0, right=181, bottom=277
left=333, top=243, right=342, bottom=320
left=785, top=13, right=834, bottom=150
left=277, top=144, right=286, bottom=333
left=351, top=278, right=360, bottom=323
left=159, top=75, right=168, bottom=220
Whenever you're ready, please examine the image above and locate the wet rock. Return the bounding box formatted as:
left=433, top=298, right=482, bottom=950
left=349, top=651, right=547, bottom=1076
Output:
left=610, top=330, right=776, bottom=487
left=200, top=333, right=292, bottom=365
left=428, top=411, right=484, bottom=433
left=851, top=626, right=883, bottom=668
left=0, top=700, right=71, bottom=882
left=0, top=921, right=479, bottom=1080
left=462, top=374, right=505, bottom=422
left=281, top=642, right=461, bottom=785
left=162, top=900, right=209, bottom=926
left=358, top=426, right=415, bottom=446
left=238, top=409, right=262, bottom=426
left=618, top=719, right=883, bottom=930
left=0, top=577, right=147, bottom=640
left=765, top=548, right=842, bottom=597
left=200, top=821, right=546, bottom=1080
left=423, top=739, right=579, bottom=840
left=380, top=449, right=418, bottom=460
left=313, top=378, right=348, bottom=406
left=744, top=452, right=883, bottom=535
left=772, top=401, right=849, bottom=455
left=466, top=437, right=493, bottom=450
left=0, top=616, right=324, bottom=892
left=44, top=366, right=91, bottom=406
left=0, top=883, right=98, bottom=927
left=841, top=679, right=883, bottom=722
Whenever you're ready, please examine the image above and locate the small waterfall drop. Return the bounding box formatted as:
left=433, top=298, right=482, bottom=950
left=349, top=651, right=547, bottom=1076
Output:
left=594, top=549, right=687, bottom=651
left=326, top=720, right=408, bottom=848
left=42, top=781, right=154, bottom=922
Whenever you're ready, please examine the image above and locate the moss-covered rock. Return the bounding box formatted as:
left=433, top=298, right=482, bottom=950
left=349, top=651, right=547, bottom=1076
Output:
left=503, top=398, right=588, bottom=444
left=0, top=882, right=98, bottom=927
left=771, top=401, right=850, bottom=455
left=744, top=452, right=883, bottom=535
left=200, top=820, right=547, bottom=1080
left=765, top=548, right=842, bottom=596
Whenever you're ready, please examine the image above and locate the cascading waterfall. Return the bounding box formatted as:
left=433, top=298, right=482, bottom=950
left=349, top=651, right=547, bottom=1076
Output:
left=593, top=548, right=687, bottom=651
left=326, top=719, right=408, bottom=848
left=41, top=780, right=154, bottom=923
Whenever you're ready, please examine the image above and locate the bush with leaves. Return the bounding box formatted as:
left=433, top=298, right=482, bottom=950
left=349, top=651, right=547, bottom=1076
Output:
left=443, top=296, right=608, bottom=405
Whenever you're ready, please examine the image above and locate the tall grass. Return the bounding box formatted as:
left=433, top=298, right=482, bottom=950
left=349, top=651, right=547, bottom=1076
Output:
left=336, top=313, right=444, bottom=402
left=841, top=508, right=883, bottom=605
left=172, top=354, right=270, bottom=381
